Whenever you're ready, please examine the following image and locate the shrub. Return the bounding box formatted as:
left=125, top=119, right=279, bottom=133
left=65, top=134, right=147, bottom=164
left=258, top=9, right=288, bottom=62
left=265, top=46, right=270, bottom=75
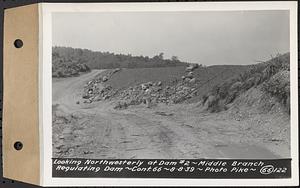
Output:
left=218, top=82, right=231, bottom=99
left=201, top=94, right=209, bottom=105
left=206, top=95, right=220, bottom=112
left=262, top=70, right=290, bottom=108
left=204, top=53, right=290, bottom=113
left=230, top=81, right=242, bottom=91
left=243, top=77, right=256, bottom=90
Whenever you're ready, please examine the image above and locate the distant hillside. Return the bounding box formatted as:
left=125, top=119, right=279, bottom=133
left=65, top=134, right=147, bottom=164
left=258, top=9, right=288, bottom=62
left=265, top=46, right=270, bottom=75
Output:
left=52, top=46, right=190, bottom=77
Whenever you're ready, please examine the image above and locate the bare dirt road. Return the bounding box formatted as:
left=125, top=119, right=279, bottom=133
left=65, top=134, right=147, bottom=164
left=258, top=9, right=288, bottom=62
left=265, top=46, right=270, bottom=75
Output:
left=52, top=70, right=288, bottom=159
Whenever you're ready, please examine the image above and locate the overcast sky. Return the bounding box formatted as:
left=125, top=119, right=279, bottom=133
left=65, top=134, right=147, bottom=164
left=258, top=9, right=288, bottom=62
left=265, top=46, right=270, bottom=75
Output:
left=52, top=10, right=289, bottom=65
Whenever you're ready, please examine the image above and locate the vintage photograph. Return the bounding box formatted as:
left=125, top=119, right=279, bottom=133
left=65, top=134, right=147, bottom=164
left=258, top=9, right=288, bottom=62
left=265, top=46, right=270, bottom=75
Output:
left=52, top=10, right=290, bottom=159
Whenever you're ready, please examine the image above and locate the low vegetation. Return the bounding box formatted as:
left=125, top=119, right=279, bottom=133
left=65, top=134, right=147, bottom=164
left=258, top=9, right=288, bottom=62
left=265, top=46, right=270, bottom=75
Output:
left=52, top=46, right=190, bottom=75
left=52, top=51, right=91, bottom=77
left=202, top=53, right=290, bottom=113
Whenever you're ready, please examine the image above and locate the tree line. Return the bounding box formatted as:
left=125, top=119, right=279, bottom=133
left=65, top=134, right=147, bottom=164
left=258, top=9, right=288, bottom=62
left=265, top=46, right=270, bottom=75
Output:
left=52, top=46, right=189, bottom=70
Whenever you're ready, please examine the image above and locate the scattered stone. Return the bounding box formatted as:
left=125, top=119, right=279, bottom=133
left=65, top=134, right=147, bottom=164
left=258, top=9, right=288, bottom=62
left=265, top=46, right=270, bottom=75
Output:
left=58, top=135, right=64, bottom=139
left=193, top=64, right=199, bottom=69
left=141, top=84, right=148, bottom=90
left=184, top=77, right=191, bottom=82
left=55, top=144, right=64, bottom=149
left=182, top=123, right=193, bottom=128
left=269, top=138, right=283, bottom=142
left=112, top=68, right=121, bottom=73
left=83, top=150, right=93, bottom=154
left=102, top=76, right=108, bottom=82
left=189, top=78, right=196, bottom=84
left=114, top=101, right=128, bottom=109
left=93, top=95, right=102, bottom=101
left=186, top=71, right=193, bottom=78
left=155, top=111, right=174, bottom=116
left=147, top=81, right=153, bottom=86
left=186, top=66, right=194, bottom=72
left=103, top=95, right=110, bottom=100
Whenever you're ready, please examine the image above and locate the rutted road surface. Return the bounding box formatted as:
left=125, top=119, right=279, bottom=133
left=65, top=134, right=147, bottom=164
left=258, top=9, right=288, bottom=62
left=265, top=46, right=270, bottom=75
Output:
left=52, top=70, right=283, bottom=159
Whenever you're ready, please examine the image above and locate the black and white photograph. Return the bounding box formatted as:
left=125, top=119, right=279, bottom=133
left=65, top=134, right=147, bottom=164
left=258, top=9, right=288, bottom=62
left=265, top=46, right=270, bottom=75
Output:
left=0, top=1, right=297, bottom=187
left=51, top=10, right=291, bottom=159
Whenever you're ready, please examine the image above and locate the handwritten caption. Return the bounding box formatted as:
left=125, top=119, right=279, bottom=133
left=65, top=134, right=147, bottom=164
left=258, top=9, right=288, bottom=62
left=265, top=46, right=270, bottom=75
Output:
left=52, top=158, right=290, bottom=178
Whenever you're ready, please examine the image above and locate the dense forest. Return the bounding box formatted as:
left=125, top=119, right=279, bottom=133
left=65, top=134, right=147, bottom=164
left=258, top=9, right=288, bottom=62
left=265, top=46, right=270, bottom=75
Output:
left=52, top=46, right=190, bottom=77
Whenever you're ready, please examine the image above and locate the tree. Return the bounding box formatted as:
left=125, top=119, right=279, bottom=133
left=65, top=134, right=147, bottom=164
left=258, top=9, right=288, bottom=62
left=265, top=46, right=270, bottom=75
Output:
left=171, top=56, right=179, bottom=62
left=153, top=52, right=164, bottom=61
left=158, top=52, right=164, bottom=60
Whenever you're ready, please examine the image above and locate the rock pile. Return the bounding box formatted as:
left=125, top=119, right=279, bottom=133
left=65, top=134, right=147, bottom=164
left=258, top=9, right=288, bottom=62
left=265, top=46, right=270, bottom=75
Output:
left=82, top=64, right=200, bottom=108
left=82, top=84, right=116, bottom=103
left=182, top=64, right=199, bottom=83
left=81, top=68, right=121, bottom=103
left=114, top=81, right=198, bottom=109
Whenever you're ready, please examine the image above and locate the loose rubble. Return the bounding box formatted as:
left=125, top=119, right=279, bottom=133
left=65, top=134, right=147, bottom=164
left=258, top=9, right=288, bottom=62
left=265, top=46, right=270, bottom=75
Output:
left=182, top=63, right=198, bottom=84
left=82, top=68, right=121, bottom=103
left=114, top=63, right=200, bottom=109
left=82, top=64, right=201, bottom=109
left=116, top=80, right=199, bottom=107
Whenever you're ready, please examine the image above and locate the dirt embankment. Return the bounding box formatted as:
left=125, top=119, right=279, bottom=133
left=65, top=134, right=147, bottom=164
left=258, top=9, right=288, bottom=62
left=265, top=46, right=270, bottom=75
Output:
left=81, top=64, right=248, bottom=109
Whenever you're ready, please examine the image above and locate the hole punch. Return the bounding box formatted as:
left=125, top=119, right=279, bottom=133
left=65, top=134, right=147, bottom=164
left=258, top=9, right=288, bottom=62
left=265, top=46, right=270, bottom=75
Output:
left=14, top=141, right=23, bottom=151
left=13, top=39, right=23, bottom=48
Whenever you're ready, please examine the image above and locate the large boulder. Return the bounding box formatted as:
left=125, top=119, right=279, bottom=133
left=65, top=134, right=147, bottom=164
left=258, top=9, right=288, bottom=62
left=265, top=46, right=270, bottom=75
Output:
left=184, top=77, right=191, bottom=82
left=186, top=66, right=194, bottom=72
left=114, top=101, right=128, bottom=109
left=185, top=64, right=199, bottom=72
left=192, top=64, right=199, bottom=69
left=186, top=71, right=193, bottom=78
left=112, top=68, right=121, bottom=73
left=102, top=76, right=108, bottom=82
left=189, top=78, right=196, bottom=84
left=141, top=83, right=148, bottom=90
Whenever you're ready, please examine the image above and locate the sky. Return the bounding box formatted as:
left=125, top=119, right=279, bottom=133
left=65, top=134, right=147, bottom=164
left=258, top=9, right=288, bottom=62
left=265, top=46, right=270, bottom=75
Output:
left=52, top=10, right=289, bottom=65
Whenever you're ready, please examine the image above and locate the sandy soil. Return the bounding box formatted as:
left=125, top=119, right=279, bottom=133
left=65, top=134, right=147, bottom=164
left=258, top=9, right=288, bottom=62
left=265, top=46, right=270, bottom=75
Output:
left=52, top=70, right=290, bottom=159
